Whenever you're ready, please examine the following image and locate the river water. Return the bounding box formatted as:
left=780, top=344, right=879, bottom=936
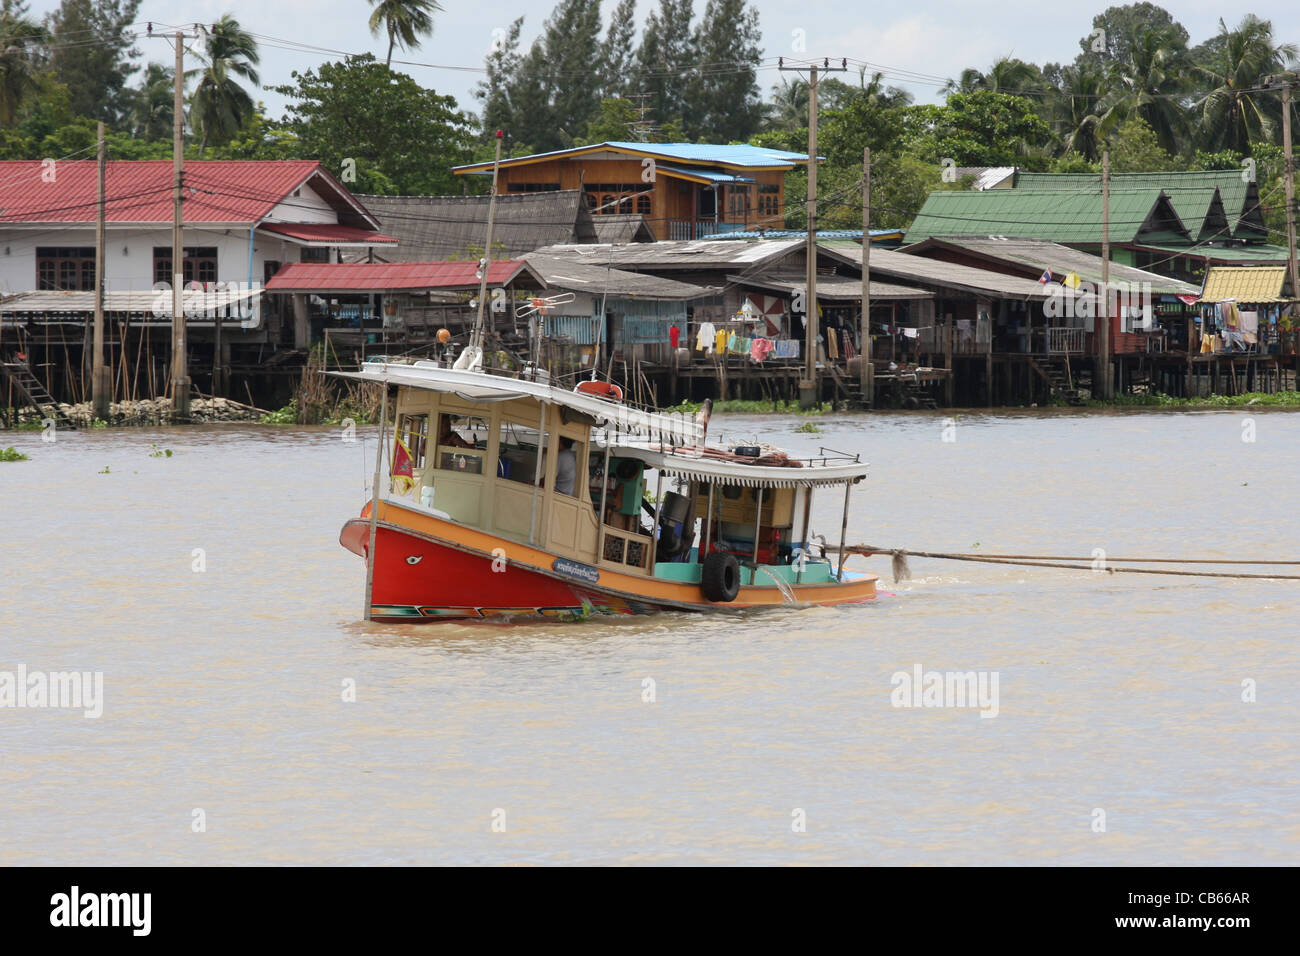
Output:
left=2, top=409, right=1297, bottom=865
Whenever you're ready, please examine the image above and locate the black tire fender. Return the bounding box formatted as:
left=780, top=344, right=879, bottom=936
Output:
left=701, top=552, right=740, bottom=603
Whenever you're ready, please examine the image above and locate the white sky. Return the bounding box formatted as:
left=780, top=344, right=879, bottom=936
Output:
left=28, top=1, right=1300, bottom=122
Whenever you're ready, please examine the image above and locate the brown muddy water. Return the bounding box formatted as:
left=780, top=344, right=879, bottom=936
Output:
left=1, top=409, right=1297, bottom=865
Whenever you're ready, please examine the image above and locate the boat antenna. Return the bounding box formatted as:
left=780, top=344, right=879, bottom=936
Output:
left=471, top=129, right=504, bottom=358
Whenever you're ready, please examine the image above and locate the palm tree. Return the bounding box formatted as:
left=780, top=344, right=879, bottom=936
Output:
left=367, top=0, right=442, bottom=68
left=1094, top=27, right=1189, bottom=155
left=1193, top=15, right=1298, bottom=154
left=764, top=78, right=808, bottom=131
left=128, top=63, right=174, bottom=141
left=1051, top=64, right=1106, bottom=161
left=188, top=16, right=261, bottom=153
left=0, top=0, right=42, bottom=126
left=947, top=57, right=1041, bottom=96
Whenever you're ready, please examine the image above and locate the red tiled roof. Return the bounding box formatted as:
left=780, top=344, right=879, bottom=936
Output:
left=264, top=260, right=536, bottom=292
left=261, top=223, right=398, bottom=244
left=0, top=160, right=343, bottom=224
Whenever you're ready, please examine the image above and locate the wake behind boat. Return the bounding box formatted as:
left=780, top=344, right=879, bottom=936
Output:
left=335, top=359, right=876, bottom=622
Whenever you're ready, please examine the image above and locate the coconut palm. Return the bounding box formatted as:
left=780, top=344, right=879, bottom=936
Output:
left=0, top=0, right=42, bottom=126
left=947, top=57, right=1042, bottom=96
left=128, top=63, right=174, bottom=141
left=188, top=16, right=261, bottom=153
left=367, top=0, right=442, bottom=68
left=1193, top=15, right=1298, bottom=154
left=1052, top=63, right=1106, bottom=161
left=1094, top=27, right=1189, bottom=155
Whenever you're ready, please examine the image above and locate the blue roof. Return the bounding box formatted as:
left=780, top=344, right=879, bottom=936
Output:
left=454, top=142, right=810, bottom=174
left=657, top=165, right=755, bottom=184
left=600, top=142, right=809, bottom=167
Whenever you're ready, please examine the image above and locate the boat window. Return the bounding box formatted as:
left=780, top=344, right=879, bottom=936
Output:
left=397, top=414, right=428, bottom=471
left=555, top=436, right=584, bottom=498
left=496, top=418, right=544, bottom=485
left=436, top=414, right=488, bottom=474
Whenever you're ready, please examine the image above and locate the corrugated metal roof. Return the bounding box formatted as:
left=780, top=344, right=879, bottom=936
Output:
left=1199, top=266, right=1290, bottom=303
left=355, top=190, right=595, bottom=261
left=532, top=238, right=804, bottom=271
left=524, top=254, right=711, bottom=300
left=822, top=243, right=1058, bottom=299
left=0, top=160, right=350, bottom=225
left=905, top=188, right=1187, bottom=245
left=954, top=166, right=1017, bottom=190
left=454, top=142, right=809, bottom=175
left=260, top=223, right=397, bottom=245
left=655, top=165, right=755, bottom=184
left=0, top=287, right=259, bottom=316
left=904, top=237, right=1199, bottom=295
left=710, top=228, right=905, bottom=241
left=264, top=260, right=535, bottom=293
left=591, top=214, right=655, bottom=244
left=1136, top=242, right=1293, bottom=263
left=1013, top=170, right=1264, bottom=238
left=731, top=271, right=932, bottom=301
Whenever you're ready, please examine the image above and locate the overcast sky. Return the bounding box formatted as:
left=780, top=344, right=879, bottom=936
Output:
left=30, top=1, right=1300, bottom=122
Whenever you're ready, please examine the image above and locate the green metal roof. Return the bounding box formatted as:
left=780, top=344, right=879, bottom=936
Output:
left=1135, top=242, right=1293, bottom=263
left=904, top=188, right=1188, bottom=245
left=1013, top=170, right=1264, bottom=239
left=903, top=237, right=1199, bottom=295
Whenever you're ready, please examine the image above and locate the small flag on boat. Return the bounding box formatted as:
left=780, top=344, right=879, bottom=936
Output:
left=1039, top=270, right=1051, bottom=284
left=392, top=436, right=415, bottom=494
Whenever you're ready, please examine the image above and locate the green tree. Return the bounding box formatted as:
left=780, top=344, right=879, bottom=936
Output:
left=1104, top=116, right=1181, bottom=171
left=1093, top=24, right=1190, bottom=155
left=1079, top=3, right=1190, bottom=66
left=1192, top=15, right=1298, bottom=155
left=367, top=0, right=441, bottom=68
left=506, top=0, right=604, bottom=152
left=272, top=55, right=475, bottom=194
left=580, top=96, right=640, bottom=143
left=905, top=90, right=1052, bottom=167
left=188, top=16, right=261, bottom=153
left=474, top=16, right=523, bottom=142
left=682, top=0, right=762, bottom=141
left=45, top=0, right=141, bottom=123
left=601, top=0, right=637, bottom=102
left=1048, top=63, right=1107, bottom=161
left=0, top=0, right=43, bottom=125
left=634, top=0, right=694, bottom=134
left=947, top=56, right=1043, bottom=96
left=126, top=62, right=174, bottom=140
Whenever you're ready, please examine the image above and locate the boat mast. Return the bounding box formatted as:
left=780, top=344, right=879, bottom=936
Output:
left=471, top=130, right=505, bottom=358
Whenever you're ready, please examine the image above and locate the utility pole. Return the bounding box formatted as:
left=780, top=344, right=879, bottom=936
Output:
left=1099, top=149, right=1112, bottom=400
left=472, top=129, right=504, bottom=363
left=170, top=30, right=189, bottom=418
left=92, top=120, right=109, bottom=420
left=860, top=146, right=872, bottom=408
left=1281, top=80, right=1299, bottom=305
left=779, top=57, right=846, bottom=409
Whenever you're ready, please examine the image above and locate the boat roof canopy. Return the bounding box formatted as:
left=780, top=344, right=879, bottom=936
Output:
left=614, top=442, right=868, bottom=488
left=332, top=360, right=706, bottom=444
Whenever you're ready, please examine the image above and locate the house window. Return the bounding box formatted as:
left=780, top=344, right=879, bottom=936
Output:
left=506, top=183, right=561, bottom=192
left=299, top=247, right=329, bottom=263
left=153, top=246, right=218, bottom=286
left=727, top=185, right=751, bottom=219
left=36, top=247, right=96, bottom=291
left=758, top=185, right=780, bottom=218
left=584, top=184, right=651, bottom=216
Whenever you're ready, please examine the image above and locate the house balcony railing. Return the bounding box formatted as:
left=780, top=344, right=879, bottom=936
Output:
left=1046, top=327, right=1087, bottom=355
left=668, top=220, right=747, bottom=241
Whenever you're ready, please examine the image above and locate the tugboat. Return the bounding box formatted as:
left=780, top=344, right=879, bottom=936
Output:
left=336, top=359, right=876, bottom=621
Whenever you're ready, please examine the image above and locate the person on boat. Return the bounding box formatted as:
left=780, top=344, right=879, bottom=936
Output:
left=437, top=414, right=474, bottom=449
left=554, top=437, right=577, bottom=496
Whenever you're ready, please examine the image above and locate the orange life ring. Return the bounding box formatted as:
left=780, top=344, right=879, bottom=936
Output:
left=574, top=380, right=624, bottom=401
